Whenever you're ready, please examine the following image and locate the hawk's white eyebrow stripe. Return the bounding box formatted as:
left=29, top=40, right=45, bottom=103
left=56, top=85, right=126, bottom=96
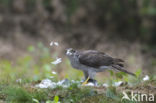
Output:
left=66, top=49, right=72, bottom=55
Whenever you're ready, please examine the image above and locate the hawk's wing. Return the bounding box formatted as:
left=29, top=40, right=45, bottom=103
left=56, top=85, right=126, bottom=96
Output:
left=79, top=50, right=116, bottom=68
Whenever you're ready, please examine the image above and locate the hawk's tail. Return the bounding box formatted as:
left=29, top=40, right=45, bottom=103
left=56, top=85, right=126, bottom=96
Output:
left=112, top=65, right=136, bottom=77
left=113, top=58, right=124, bottom=67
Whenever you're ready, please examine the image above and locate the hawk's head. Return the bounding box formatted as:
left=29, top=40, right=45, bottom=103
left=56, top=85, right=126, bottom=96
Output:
left=66, top=48, right=76, bottom=56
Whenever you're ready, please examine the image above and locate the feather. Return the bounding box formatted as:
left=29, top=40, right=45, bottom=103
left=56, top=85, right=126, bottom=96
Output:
left=79, top=50, right=114, bottom=68
left=113, top=58, right=124, bottom=62
left=113, top=58, right=124, bottom=67
left=112, top=65, right=136, bottom=76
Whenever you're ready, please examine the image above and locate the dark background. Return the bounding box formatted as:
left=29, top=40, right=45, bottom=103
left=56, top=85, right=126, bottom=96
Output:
left=0, top=0, right=156, bottom=74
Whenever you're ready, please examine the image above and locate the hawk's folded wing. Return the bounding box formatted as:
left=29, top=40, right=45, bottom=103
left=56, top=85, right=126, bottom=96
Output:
left=79, top=50, right=116, bottom=68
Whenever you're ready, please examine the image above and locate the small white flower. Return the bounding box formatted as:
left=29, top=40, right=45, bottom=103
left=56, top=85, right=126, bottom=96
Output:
left=143, top=75, right=149, bottom=81
left=52, top=71, right=57, bottom=74
left=51, top=58, right=62, bottom=65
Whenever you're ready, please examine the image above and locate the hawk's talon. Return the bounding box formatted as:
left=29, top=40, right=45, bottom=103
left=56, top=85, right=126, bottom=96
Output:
left=82, top=77, right=90, bottom=85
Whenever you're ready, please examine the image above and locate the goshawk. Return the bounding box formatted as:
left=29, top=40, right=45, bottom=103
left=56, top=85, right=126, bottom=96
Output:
left=66, top=48, right=136, bottom=85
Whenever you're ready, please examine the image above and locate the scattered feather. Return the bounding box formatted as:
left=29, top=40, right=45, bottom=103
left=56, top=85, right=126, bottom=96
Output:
left=113, top=81, right=123, bottom=87
left=143, top=75, right=149, bottom=81
left=50, top=42, right=53, bottom=46
left=103, top=83, right=109, bottom=87
left=54, top=42, right=59, bottom=46
left=103, top=81, right=123, bottom=87
left=51, top=58, right=62, bottom=65
left=35, top=79, right=80, bottom=89
left=35, top=79, right=56, bottom=88
left=52, top=71, right=57, bottom=74
left=50, top=41, right=59, bottom=46
left=84, top=82, right=95, bottom=86
left=71, top=80, right=81, bottom=84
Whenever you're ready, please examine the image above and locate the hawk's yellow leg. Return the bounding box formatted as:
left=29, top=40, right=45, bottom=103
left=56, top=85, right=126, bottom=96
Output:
left=82, top=77, right=90, bottom=85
